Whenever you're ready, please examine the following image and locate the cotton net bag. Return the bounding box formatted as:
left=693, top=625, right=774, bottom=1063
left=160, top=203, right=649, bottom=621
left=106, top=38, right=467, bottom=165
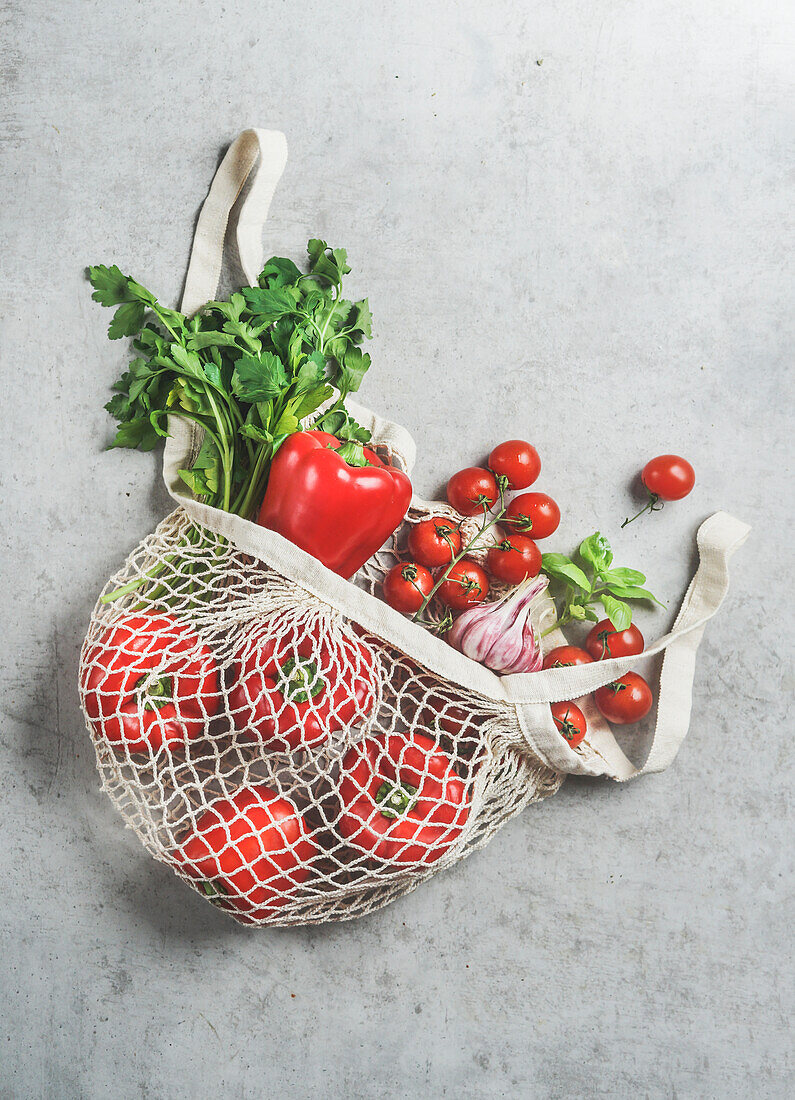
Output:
left=78, top=130, right=750, bottom=928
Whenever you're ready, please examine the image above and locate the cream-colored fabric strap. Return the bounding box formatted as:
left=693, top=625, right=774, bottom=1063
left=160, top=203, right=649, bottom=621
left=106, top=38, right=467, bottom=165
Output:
left=504, top=512, right=751, bottom=780
left=180, top=128, right=288, bottom=317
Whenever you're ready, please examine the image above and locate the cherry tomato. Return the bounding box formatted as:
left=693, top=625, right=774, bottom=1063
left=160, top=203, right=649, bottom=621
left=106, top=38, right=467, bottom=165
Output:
left=488, top=440, right=541, bottom=490
left=437, top=559, right=490, bottom=610
left=486, top=532, right=542, bottom=584
left=642, top=455, right=695, bottom=501
left=505, top=492, right=560, bottom=539
left=585, top=619, right=645, bottom=661
left=594, top=672, right=653, bottom=724
left=550, top=701, right=587, bottom=748
left=447, top=467, right=499, bottom=516
left=408, top=517, right=461, bottom=568
left=542, top=645, right=593, bottom=670
left=383, top=562, right=434, bottom=613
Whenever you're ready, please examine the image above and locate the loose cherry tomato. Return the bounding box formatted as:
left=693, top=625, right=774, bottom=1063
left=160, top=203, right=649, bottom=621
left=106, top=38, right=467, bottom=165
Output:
left=408, top=517, right=461, bottom=568
left=383, top=562, right=434, bottom=613
left=594, top=672, right=653, bottom=724
left=623, top=455, right=696, bottom=526
left=488, top=440, right=540, bottom=490
left=486, top=532, right=542, bottom=584
left=437, top=559, right=490, bottom=610
left=447, top=467, right=499, bottom=516
left=550, top=701, right=587, bottom=748
left=642, top=455, right=695, bottom=501
left=505, top=492, right=560, bottom=539
left=542, top=645, right=593, bottom=670
left=585, top=619, right=645, bottom=661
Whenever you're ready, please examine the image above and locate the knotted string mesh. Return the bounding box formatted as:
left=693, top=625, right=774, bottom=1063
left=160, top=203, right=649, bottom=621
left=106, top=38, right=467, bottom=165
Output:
left=78, top=495, right=566, bottom=927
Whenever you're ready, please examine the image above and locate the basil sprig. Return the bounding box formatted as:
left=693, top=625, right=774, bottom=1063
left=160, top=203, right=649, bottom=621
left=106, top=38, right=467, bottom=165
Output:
left=541, top=532, right=663, bottom=632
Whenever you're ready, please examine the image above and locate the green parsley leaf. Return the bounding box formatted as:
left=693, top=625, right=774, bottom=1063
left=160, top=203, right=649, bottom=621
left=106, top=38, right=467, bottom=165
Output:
left=88, top=264, right=131, bottom=306
left=109, top=417, right=161, bottom=451
left=335, top=345, right=371, bottom=393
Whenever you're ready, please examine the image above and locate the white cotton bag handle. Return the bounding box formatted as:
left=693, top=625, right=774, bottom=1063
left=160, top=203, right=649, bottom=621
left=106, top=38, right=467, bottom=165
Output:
left=505, top=512, right=751, bottom=780
left=180, top=128, right=288, bottom=317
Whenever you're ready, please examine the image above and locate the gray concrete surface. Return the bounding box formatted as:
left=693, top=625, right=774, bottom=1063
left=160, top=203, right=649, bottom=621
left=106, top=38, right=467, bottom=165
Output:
left=2, top=1, right=792, bottom=1097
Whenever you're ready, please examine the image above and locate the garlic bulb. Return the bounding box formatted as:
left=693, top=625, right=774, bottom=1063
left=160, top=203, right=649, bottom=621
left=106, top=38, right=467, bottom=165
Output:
left=446, top=575, right=548, bottom=674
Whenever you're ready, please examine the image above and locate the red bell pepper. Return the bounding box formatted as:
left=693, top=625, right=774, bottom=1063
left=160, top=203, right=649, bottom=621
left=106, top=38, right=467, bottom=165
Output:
left=256, top=430, right=412, bottom=579
left=172, top=785, right=316, bottom=920
left=337, top=732, right=469, bottom=865
left=81, top=612, right=220, bottom=755
left=227, top=617, right=377, bottom=752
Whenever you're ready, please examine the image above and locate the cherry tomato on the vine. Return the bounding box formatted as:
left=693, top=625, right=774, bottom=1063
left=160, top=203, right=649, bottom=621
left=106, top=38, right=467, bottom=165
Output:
left=407, top=517, right=461, bottom=568
left=447, top=467, right=499, bottom=517
left=486, top=532, right=542, bottom=584
left=505, top=492, right=560, bottom=539
left=437, top=559, right=490, bottom=611
left=542, top=645, right=593, bottom=670
left=488, top=440, right=541, bottom=491
left=594, top=672, right=653, bottom=724
left=585, top=619, right=645, bottom=661
left=383, top=562, right=434, bottom=613
left=550, top=701, right=587, bottom=748
left=642, top=455, right=695, bottom=501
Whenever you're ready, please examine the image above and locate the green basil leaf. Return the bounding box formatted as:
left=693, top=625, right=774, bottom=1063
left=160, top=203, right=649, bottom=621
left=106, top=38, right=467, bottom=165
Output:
left=578, top=531, right=613, bottom=572
left=600, top=594, right=632, bottom=631
left=602, top=567, right=646, bottom=587
left=605, top=584, right=664, bottom=606
left=541, top=554, right=591, bottom=591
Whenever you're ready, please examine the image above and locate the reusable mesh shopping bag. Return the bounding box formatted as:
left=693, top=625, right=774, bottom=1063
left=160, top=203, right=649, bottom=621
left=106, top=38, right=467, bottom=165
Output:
left=79, top=130, right=750, bottom=927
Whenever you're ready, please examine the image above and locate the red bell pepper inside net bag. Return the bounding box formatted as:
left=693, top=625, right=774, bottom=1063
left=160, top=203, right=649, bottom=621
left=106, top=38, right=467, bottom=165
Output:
left=78, top=130, right=750, bottom=928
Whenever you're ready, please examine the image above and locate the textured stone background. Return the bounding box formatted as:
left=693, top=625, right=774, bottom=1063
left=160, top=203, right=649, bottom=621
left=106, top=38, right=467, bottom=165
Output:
left=2, top=1, right=792, bottom=1096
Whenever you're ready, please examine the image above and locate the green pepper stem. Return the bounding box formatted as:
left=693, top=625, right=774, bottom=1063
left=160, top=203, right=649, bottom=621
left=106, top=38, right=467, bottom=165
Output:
left=375, top=779, right=419, bottom=819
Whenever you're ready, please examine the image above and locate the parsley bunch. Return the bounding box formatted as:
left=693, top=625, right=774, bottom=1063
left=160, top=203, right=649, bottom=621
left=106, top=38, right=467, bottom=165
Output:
left=541, top=532, right=663, bottom=633
left=89, top=240, right=373, bottom=519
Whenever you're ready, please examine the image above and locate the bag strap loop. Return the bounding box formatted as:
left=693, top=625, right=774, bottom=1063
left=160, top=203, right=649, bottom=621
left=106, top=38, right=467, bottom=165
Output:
left=181, top=128, right=288, bottom=317
left=507, top=512, right=750, bottom=779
